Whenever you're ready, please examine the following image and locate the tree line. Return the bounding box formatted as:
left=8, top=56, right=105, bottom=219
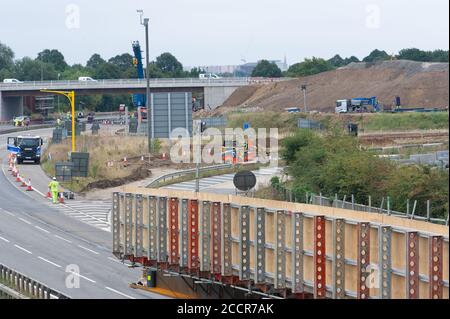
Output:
left=252, top=48, right=449, bottom=78
left=0, top=42, right=448, bottom=111
left=0, top=42, right=203, bottom=112
left=280, top=129, right=448, bottom=219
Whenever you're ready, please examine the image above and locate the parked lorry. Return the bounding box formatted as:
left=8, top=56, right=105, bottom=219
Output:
left=7, top=135, right=43, bottom=164
left=335, top=97, right=380, bottom=113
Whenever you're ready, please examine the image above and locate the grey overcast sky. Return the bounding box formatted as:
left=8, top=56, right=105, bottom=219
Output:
left=0, top=0, right=448, bottom=66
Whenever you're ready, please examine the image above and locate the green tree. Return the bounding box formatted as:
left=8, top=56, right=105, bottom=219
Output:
left=0, top=42, right=14, bottom=72
left=251, top=60, right=282, bottom=78
left=108, top=53, right=136, bottom=78
left=397, top=48, right=431, bottom=62
left=286, top=57, right=334, bottom=77
left=86, top=54, right=106, bottom=69
left=37, top=49, right=68, bottom=72
left=344, top=56, right=360, bottom=65
left=155, top=52, right=183, bottom=76
left=363, top=49, right=390, bottom=62
left=14, top=57, right=58, bottom=81
left=93, top=63, right=121, bottom=79
left=60, top=64, right=91, bottom=80
left=430, top=50, right=449, bottom=62
left=328, top=55, right=345, bottom=68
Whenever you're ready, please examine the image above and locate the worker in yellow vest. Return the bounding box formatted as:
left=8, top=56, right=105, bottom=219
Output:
left=48, top=177, right=60, bottom=204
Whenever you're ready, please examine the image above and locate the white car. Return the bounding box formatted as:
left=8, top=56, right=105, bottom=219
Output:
left=3, top=79, right=23, bottom=84
left=78, top=76, right=97, bottom=82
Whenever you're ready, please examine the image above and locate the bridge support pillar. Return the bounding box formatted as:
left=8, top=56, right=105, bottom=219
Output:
left=0, top=92, right=23, bottom=121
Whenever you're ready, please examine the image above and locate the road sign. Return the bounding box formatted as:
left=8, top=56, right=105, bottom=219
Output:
left=243, top=122, right=250, bottom=130
left=233, top=171, right=256, bottom=191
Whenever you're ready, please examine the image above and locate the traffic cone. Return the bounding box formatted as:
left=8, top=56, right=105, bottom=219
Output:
left=12, top=166, right=17, bottom=177
left=47, top=191, right=52, bottom=199
left=58, top=192, right=65, bottom=204
left=8, top=162, right=12, bottom=171
left=16, top=173, right=22, bottom=182
left=26, top=179, right=33, bottom=191
left=21, top=177, right=27, bottom=187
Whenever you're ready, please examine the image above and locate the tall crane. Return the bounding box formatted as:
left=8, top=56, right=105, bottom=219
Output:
left=132, top=41, right=146, bottom=108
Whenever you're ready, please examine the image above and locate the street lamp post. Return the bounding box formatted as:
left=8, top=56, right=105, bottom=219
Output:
left=138, top=10, right=153, bottom=152
left=301, top=85, right=307, bottom=112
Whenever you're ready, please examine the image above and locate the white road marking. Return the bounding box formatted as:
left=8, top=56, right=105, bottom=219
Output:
left=78, top=245, right=100, bottom=255
left=18, top=217, right=32, bottom=225
left=35, top=226, right=50, bottom=234
left=107, top=257, right=129, bottom=266
left=54, top=235, right=72, bottom=244
left=0, top=236, right=10, bottom=243
left=14, top=244, right=32, bottom=254
left=0, top=209, right=15, bottom=217
left=68, top=271, right=96, bottom=283
left=105, top=286, right=135, bottom=299
left=38, top=256, right=62, bottom=268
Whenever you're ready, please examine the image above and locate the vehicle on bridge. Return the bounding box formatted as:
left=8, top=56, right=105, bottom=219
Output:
left=78, top=76, right=97, bottom=82
left=7, top=135, right=43, bottom=164
left=3, top=78, right=23, bottom=84
left=199, top=73, right=222, bottom=80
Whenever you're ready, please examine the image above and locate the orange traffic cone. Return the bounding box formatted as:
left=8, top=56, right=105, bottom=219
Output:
left=58, top=192, right=65, bottom=204
left=12, top=166, right=17, bottom=177
left=21, top=177, right=27, bottom=187
left=26, top=179, right=33, bottom=191
left=16, top=173, right=22, bottom=182
left=47, top=191, right=52, bottom=198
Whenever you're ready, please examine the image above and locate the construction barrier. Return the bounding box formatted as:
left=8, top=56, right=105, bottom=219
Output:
left=112, top=187, right=449, bottom=299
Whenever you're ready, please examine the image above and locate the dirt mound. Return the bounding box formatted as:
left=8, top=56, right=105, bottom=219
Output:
left=218, top=60, right=449, bottom=113
left=81, top=165, right=152, bottom=192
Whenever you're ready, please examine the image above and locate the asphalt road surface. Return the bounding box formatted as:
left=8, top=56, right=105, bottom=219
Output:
left=0, top=127, right=165, bottom=299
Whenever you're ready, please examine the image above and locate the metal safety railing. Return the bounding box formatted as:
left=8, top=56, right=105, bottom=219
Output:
left=0, top=77, right=252, bottom=90
left=0, top=263, right=70, bottom=299
left=146, top=164, right=233, bottom=188
left=271, top=184, right=449, bottom=225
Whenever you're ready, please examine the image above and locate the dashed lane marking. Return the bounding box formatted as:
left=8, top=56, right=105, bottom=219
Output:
left=38, top=256, right=62, bottom=268
left=78, top=245, right=100, bottom=255
left=105, top=286, right=136, bottom=299
left=14, top=244, right=32, bottom=254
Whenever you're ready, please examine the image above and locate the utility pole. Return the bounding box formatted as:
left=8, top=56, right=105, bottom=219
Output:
left=138, top=10, right=153, bottom=152
left=194, top=120, right=201, bottom=193
left=301, top=85, right=307, bottom=112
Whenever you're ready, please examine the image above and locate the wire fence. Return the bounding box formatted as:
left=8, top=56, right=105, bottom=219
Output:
left=271, top=183, right=449, bottom=225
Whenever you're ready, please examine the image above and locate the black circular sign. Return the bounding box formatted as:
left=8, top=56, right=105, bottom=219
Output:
left=233, top=171, right=257, bottom=191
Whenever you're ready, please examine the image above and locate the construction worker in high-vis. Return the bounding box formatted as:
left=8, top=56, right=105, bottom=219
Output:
left=48, top=177, right=60, bottom=204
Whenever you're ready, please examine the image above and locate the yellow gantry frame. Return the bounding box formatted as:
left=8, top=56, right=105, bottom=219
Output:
left=40, top=90, right=76, bottom=152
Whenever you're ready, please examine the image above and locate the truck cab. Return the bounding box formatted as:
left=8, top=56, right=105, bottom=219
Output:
left=7, top=135, right=43, bottom=164
left=336, top=100, right=350, bottom=113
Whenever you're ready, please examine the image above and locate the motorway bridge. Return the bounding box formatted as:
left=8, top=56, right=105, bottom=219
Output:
left=0, top=78, right=259, bottom=121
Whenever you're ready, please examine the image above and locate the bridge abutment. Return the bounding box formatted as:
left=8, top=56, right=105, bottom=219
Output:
left=0, top=91, right=23, bottom=121
left=203, top=86, right=239, bottom=110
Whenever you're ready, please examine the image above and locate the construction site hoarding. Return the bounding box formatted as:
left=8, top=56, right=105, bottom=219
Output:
left=112, top=187, right=449, bottom=299
left=147, top=92, right=193, bottom=138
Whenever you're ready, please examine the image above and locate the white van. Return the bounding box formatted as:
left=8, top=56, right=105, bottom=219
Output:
left=199, top=73, right=221, bottom=80
left=3, top=79, right=23, bottom=84
left=78, top=76, right=97, bottom=82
